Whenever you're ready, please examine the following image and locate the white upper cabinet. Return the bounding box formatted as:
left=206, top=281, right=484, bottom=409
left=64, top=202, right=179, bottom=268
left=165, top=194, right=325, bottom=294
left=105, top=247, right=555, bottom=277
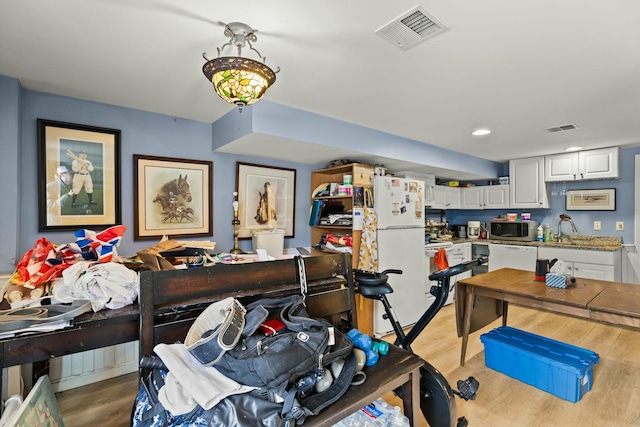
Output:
left=509, top=156, right=549, bottom=209
left=461, top=187, right=483, bottom=209
left=484, top=185, right=510, bottom=209
left=545, top=147, right=619, bottom=181
left=432, top=185, right=461, bottom=209
left=460, top=185, right=509, bottom=210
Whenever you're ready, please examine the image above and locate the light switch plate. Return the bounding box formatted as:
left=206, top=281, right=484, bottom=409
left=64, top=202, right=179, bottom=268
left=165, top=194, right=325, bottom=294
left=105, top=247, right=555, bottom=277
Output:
left=616, top=221, right=624, bottom=231
left=594, top=221, right=601, bottom=231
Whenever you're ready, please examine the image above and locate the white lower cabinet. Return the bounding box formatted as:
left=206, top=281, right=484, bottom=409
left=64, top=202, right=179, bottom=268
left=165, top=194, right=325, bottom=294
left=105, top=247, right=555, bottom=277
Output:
left=570, top=262, right=614, bottom=280
left=537, top=247, right=621, bottom=281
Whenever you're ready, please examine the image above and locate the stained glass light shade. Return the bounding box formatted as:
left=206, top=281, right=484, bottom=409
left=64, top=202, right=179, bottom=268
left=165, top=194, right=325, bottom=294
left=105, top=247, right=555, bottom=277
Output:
left=203, top=56, right=277, bottom=106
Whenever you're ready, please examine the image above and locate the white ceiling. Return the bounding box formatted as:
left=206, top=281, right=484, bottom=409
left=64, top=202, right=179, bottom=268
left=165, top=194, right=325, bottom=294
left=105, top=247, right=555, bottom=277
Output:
left=3, top=0, right=640, bottom=175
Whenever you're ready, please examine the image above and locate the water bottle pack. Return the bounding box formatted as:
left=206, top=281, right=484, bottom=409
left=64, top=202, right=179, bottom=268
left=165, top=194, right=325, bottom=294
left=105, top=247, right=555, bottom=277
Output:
left=332, top=398, right=410, bottom=427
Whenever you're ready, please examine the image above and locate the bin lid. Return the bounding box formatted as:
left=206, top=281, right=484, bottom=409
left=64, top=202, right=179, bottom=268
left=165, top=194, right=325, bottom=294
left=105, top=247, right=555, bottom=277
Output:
left=252, top=229, right=285, bottom=235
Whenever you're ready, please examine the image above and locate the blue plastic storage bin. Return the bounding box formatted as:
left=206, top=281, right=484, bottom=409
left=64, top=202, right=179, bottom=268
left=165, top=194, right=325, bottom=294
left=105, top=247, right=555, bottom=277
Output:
left=480, top=326, right=599, bottom=403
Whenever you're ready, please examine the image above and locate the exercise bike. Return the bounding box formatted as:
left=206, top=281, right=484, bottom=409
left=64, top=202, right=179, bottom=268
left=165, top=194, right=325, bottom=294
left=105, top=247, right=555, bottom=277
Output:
left=354, top=256, right=487, bottom=427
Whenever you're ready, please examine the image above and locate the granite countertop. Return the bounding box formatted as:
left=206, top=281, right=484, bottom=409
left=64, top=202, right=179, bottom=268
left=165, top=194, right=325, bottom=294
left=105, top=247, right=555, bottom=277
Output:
left=439, top=235, right=622, bottom=252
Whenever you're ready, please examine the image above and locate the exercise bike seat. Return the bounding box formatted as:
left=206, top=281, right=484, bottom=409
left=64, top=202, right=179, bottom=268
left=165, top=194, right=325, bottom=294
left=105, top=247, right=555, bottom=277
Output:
left=357, top=282, right=393, bottom=298
left=354, top=270, right=397, bottom=298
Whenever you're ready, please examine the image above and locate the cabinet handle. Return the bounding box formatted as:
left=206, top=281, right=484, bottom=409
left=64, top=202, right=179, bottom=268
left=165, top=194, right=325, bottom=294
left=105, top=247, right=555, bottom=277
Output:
left=580, top=173, right=584, bottom=179
left=573, top=174, right=576, bottom=180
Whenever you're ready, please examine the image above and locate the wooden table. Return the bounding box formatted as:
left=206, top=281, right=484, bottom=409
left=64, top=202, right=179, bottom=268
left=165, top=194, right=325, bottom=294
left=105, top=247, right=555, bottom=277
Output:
left=456, top=268, right=640, bottom=366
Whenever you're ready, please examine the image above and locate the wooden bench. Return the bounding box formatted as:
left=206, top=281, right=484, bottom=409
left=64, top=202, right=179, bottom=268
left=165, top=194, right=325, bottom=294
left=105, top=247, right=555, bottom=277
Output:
left=138, top=252, right=424, bottom=426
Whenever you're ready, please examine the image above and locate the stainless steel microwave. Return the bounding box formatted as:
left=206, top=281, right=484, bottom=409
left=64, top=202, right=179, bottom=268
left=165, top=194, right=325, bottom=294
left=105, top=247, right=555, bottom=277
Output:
left=489, top=220, right=538, bottom=241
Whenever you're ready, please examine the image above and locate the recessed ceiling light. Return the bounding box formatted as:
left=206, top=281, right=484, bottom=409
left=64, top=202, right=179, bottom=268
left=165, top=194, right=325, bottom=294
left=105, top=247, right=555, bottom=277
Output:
left=565, top=146, right=583, bottom=152
left=472, top=129, right=491, bottom=136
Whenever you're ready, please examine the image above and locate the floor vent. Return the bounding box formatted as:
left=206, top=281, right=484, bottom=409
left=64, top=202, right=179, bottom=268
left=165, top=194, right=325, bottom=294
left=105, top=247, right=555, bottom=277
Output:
left=376, top=6, right=449, bottom=50
left=547, top=124, right=579, bottom=133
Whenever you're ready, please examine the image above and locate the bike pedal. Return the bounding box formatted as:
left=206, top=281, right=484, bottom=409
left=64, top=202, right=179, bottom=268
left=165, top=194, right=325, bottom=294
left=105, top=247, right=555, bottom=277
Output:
left=457, top=416, right=468, bottom=427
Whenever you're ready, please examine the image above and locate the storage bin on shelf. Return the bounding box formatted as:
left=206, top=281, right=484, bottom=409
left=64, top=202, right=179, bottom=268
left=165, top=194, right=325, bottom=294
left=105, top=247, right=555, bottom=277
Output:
left=252, top=229, right=285, bottom=256
left=480, top=326, right=599, bottom=403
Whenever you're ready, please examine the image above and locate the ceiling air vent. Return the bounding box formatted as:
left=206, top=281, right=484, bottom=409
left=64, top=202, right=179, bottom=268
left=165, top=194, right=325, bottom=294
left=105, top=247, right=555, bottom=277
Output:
left=376, top=6, right=449, bottom=50
left=546, top=124, right=579, bottom=133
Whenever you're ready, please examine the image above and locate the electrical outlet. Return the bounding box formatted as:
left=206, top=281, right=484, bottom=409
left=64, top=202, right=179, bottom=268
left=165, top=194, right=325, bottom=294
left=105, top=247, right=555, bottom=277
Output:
left=594, top=221, right=601, bottom=231
left=616, top=221, right=624, bottom=231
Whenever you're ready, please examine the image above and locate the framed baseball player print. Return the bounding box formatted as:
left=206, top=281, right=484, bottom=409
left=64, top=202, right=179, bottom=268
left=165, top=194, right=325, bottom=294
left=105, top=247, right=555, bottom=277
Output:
left=37, top=119, right=121, bottom=231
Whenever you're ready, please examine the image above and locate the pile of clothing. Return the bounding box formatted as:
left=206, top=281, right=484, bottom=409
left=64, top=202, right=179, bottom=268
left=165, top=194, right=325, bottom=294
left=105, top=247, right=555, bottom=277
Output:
left=6, top=225, right=139, bottom=311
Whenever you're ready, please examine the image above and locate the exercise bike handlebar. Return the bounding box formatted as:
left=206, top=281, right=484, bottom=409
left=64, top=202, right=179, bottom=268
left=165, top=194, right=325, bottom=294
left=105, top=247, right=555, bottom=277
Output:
left=428, top=256, right=488, bottom=282
left=380, top=268, right=403, bottom=276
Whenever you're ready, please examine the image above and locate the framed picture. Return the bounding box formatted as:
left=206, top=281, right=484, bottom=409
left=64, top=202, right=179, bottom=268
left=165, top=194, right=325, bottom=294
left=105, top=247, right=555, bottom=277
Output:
left=236, top=162, right=296, bottom=239
left=134, top=155, right=213, bottom=240
left=37, top=119, right=121, bottom=231
left=566, top=189, right=616, bottom=211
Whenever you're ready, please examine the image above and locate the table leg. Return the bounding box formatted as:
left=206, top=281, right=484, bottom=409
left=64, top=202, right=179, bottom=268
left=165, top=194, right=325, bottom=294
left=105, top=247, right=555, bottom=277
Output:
left=460, top=285, right=475, bottom=367
left=400, top=366, right=421, bottom=426
left=502, top=301, right=509, bottom=326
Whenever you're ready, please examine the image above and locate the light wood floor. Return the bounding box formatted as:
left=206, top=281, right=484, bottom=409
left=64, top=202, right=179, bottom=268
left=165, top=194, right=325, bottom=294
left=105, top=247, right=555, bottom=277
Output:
left=56, top=303, right=640, bottom=426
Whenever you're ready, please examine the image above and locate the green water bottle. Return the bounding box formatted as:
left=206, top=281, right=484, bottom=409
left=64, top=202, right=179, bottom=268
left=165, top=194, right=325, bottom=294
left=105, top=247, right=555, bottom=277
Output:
left=543, top=225, right=552, bottom=242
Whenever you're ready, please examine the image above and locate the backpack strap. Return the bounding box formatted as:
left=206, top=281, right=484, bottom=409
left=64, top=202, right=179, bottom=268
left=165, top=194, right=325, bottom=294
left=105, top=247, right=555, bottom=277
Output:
left=300, top=351, right=358, bottom=417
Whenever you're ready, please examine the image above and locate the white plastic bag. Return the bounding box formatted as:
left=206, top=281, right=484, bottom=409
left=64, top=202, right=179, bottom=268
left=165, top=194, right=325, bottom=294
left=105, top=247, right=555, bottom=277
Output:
left=54, top=261, right=139, bottom=311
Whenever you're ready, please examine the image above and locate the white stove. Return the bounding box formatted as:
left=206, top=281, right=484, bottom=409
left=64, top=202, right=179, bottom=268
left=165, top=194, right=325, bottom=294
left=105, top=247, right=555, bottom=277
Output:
left=425, top=241, right=454, bottom=257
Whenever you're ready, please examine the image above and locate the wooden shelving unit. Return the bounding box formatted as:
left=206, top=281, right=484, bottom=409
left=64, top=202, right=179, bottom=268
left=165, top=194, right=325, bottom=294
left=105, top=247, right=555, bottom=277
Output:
left=310, top=163, right=375, bottom=335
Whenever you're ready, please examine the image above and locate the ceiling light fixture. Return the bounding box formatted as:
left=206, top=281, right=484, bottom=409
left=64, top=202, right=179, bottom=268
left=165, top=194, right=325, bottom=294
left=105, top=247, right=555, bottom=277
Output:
left=472, top=129, right=491, bottom=136
left=565, top=146, right=583, bottom=152
left=203, top=22, right=279, bottom=107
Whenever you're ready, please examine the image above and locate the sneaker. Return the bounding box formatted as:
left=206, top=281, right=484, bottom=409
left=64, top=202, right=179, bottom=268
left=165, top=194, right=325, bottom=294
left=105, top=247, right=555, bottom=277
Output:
left=89, top=201, right=97, bottom=205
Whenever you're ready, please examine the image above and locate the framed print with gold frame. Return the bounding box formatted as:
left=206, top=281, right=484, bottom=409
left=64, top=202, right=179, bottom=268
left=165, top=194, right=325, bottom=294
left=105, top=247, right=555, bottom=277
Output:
left=134, top=154, right=213, bottom=240
left=37, top=119, right=121, bottom=231
left=236, top=162, right=296, bottom=239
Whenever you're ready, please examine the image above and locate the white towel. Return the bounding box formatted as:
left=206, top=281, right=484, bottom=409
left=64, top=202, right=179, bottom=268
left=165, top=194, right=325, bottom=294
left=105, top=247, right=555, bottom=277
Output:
left=157, top=371, right=197, bottom=415
left=154, top=343, right=255, bottom=414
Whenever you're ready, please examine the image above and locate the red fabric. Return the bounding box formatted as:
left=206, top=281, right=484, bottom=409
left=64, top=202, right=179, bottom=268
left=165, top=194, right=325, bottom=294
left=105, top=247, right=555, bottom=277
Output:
left=11, top=226, right=126, bottom=288
left=435, top=248, right=449, bottom=271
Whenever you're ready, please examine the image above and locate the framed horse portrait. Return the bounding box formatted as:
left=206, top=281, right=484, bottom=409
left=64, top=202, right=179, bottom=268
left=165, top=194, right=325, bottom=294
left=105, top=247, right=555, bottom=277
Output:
left=37, top=119, right=121, bottom=231
left=133, top=155, right=213, bottom=240
left=236, top=162, right=296, bottom=239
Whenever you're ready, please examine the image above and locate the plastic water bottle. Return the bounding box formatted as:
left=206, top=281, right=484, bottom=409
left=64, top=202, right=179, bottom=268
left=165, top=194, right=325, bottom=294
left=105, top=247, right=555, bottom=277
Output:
left=386, top=406, right=410, bottom=427
left=333, top=398, right=391, bottom=427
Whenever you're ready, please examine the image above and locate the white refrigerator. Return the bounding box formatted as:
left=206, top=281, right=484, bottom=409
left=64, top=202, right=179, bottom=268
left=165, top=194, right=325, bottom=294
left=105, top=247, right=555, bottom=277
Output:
left=373, top=176, right=427, bottom=337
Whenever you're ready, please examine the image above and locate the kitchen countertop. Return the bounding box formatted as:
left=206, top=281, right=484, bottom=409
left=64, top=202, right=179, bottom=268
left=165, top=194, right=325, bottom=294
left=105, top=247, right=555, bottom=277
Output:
left=435, top=235, right=622, bottom=252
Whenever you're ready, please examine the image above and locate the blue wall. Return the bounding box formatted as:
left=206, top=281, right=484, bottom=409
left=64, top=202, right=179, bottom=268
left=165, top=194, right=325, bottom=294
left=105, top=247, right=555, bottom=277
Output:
left=1, top=75, right=638, bottom=273
left=0, top=76, right=21, bottom=271
left=4, top=85, right=318, bottom=273
left=446, top=149, right=639, bottom=243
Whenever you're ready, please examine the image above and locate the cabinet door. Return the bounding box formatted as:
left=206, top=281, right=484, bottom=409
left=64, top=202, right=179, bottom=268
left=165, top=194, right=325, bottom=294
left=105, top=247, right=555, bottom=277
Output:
left=446, top=187, right=461, bottom=209
left=579, top=147, right=619, bottom=180
left=509, top=157, right=549, bottom=208
left=484, top=185, right=510, bottom=209
left=432, top=186, right=460, bottom=209
left=461, top=187, right=483, bottom=209
left=432, top=186, right=447, bottom=209
left=424, top=183, right=436, bottom=205
left=570, top=262, right=615, bottom=281
left=545, top=153, right=578, bottom=181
